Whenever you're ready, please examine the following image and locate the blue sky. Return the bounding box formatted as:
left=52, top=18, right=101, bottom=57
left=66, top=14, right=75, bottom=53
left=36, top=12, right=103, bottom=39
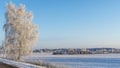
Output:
left=1, top=0, right=120, bottom=49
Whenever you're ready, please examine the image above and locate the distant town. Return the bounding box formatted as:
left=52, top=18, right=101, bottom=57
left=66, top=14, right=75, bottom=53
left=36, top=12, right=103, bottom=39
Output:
left=33, top=48, right=120, bottom=55
left=1, top=46, right=120, bottom=55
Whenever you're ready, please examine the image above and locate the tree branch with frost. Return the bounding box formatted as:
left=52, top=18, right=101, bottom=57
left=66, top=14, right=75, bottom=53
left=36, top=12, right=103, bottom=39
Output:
left=3, top=2, right=38, bottom=60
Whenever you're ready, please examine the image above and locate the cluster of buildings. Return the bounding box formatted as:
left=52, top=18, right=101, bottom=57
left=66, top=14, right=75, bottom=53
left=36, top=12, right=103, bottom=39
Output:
left=1, top=46, right=120, bottom=55
left=33, top=48, right=120, bottom=55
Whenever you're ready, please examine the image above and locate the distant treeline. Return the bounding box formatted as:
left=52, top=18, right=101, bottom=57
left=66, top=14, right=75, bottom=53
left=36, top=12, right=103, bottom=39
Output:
left=33, top=48, right=120, bottom=55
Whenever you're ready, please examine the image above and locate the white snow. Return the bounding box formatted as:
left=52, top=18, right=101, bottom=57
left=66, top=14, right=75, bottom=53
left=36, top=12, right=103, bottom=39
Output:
left=22, top=53, right=120, bottom=68
left=31, top=53, right=120, bottom=58
left=0, top=58, right=46, bottom=68
left=1, top=53, right=120, bottom=68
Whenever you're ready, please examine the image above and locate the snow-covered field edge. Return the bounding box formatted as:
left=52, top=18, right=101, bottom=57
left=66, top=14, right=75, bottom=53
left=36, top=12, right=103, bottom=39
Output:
left=31, top=53, right=120, bottom=58
left=0, top=58, right=46, bottom=68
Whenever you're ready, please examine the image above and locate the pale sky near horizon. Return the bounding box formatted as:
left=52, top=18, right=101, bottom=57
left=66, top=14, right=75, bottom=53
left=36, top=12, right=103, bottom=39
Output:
left=1, top=0, right=120, bottom=49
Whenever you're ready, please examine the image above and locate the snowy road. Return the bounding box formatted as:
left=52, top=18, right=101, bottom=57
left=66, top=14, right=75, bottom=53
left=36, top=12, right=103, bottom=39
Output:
left=0, top=58, right=45, bottom=68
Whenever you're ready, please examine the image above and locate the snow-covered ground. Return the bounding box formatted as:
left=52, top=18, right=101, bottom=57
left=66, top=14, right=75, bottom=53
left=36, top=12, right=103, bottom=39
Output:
left=1, top=53, right=120, bottom=68
left=23, top=53, right=120, bottom=68
left=0, top=58, right=46, bottom=68
left=31, top=53, right=120, bottom=58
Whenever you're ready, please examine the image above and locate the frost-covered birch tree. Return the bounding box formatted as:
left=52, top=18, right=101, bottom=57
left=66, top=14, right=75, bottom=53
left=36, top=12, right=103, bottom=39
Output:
left=3, top=3, right=38, bottom=60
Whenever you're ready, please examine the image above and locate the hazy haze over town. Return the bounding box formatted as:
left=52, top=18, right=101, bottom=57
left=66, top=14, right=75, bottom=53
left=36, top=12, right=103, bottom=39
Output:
left=1, top=0, right=120, bottom=49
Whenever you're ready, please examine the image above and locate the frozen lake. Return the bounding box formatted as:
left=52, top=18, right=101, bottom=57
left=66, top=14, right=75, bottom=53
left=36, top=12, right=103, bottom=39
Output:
left=24, top=53, right=120, bottom=68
